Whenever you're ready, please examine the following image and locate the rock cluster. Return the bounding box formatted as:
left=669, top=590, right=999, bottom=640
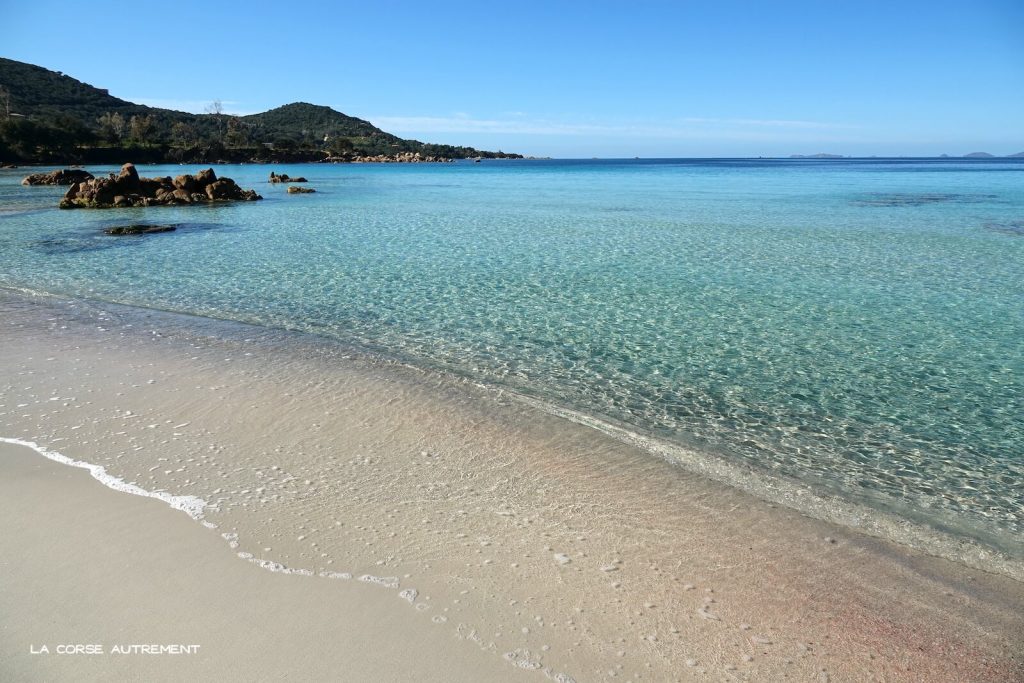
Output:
left=59, top=164, right=262, bottom=209
left=269, top=172, right=308, bottom=183
left=286, top=186, right=316, bottom=194
left=346, top=152, right=453, bottom=163
left=22, top=168, right=95, bottom=185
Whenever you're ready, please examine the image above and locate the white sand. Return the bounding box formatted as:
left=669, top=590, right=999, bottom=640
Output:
left=0, top=441, right=513, bottom=682
left=1, top=292, right=1021, bottom=681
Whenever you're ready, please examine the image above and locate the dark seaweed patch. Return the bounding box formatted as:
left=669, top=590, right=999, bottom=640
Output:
left=29, top=222, right=229, bottom=254
left=30, top=236, right=119, bottom=254
left=982, top=220, right=1024, bottom=236
left=104, top=224, right=177, bottom=235
left=851, top=193, right=998, bottom=207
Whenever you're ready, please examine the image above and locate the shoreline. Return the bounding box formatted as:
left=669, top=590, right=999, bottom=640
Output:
left=2, top=289, right=1022, bottom=680
left=0, top=440, right=516, bottom=682
left=2, top=286, right=1020, bottom=580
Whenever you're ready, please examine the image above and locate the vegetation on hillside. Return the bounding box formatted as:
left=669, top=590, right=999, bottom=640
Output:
left=0, top=58, right=520, bottom=163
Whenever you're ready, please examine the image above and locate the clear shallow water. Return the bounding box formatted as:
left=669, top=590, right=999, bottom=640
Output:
left=1, top=158, right=1022, bottom=555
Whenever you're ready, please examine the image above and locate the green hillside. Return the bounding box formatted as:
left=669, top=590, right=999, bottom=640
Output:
left=0, top=58, right=518, bottom=163
left=242, top=102, right=386, bottom=140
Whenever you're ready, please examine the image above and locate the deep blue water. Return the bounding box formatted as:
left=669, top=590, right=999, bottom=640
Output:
left=2, top=158, right=1022, bottom=554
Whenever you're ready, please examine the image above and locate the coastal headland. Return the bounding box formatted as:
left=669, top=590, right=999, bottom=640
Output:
left=0, top=58, right=523, bottom=166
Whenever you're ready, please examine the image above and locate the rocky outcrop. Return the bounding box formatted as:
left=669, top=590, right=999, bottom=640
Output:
left=286, top=186, right=316, bottom=194
left=22, top=168, right=95, bottom=185
left=104, top=224, right=177, bottom=235
left=59, top=164, right=262, bottom=209
left=344, top=152, right=454, bottom=163
left=269, top=172, right=308, bottom=183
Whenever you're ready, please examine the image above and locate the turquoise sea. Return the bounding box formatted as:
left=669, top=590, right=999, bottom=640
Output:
left=2, top=158, right=1022, bottom=559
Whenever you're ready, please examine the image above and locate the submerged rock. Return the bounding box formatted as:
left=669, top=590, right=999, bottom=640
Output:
left=60, top=164, right=261, bottom=209
left=286, top=185, right=316, bottom=194
left=22, top=168, right=95, bottom=186
left=103, top=224, right=177, bottom=235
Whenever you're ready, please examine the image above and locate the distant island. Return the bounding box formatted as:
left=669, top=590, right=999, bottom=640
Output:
left=960, top=152, right=1024, bottom=158
left=788, top=152, right=1024, bottom=159
left=0, top=58, right=521, bottom=164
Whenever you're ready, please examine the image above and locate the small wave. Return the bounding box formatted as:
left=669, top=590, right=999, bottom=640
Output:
left=0, top=437, right=208, bottom=519
left=1, top=435, right=578, bottom=681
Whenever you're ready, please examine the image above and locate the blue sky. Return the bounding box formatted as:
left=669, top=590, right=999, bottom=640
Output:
left=2, top=0, right=1021, bottom=157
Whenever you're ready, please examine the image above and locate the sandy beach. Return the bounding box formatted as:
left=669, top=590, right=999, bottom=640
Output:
left=0, top=440, right=513, bottom=682
left=1, top=291, right=1022, bottom=682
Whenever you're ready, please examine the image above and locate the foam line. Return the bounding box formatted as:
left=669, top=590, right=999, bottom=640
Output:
left=1, top=437, right=208, bottom=520
left=2, top=436, right=577, bottom=681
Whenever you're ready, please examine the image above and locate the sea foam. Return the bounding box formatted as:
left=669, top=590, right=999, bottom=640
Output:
left=1, top=437, right=208, bottom=519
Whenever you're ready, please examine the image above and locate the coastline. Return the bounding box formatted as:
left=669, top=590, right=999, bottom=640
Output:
left=2, top=289, right=1022, bottom=681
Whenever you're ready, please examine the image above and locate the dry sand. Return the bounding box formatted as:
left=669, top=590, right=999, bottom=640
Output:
left=1, top=291, right=1021, bottom=682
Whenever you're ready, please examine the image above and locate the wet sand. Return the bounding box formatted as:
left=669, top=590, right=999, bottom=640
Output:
left=1, top=291, right=1021, bottom=682
left=0, top=441, right=512, bottom=682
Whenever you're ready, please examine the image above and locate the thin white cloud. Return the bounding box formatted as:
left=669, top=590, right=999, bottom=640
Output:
left=672, top=117, right=859, bottom=129
left=366, top=113, right=861, bottom=140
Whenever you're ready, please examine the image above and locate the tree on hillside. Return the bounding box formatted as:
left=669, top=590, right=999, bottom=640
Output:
left=128, top=114, right=155, bottom=145
left=171, top=121, right=198, bottom=147
left=225, top=116, right=251, bottom=147
left=327, top=136, right=354, bottom=156
left=205, top=99, right=227, bottom=140
left=0, top=85, right=11, bottom=120
left=97, top=111, right=125, bottom=143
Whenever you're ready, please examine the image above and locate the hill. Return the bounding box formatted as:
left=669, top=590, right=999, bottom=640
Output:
left=0, top=57, right=167, bottom=122
left=0, top=58, right=518, bottom=163
left=242, top=102, right=386, bottom=141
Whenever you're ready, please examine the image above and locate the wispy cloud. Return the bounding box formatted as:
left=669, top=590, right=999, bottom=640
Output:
left=366, top=113, right=860, bottom=140
left=681, top=117, right=859, bottom=130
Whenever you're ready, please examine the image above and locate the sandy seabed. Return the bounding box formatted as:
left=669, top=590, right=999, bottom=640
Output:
left=1, top=291, right=1021, bottom=682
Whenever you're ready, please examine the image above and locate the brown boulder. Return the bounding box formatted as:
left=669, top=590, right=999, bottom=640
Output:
left=194, top=168, right=217, bottom=187
left=114, top=163, right=141, bottom=192
left=117, top=163, right=139, bottom=182
left=173, top=174, right=198, bottom=192
left=139, top=178, right=164, bottom=196
left=205, top=179, right=238, bottom=200
left=22, top=168, right=95, bottom=186
left=268, top=172, right=308, bottom=183
left=59, top=164, right=262, bottom=209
